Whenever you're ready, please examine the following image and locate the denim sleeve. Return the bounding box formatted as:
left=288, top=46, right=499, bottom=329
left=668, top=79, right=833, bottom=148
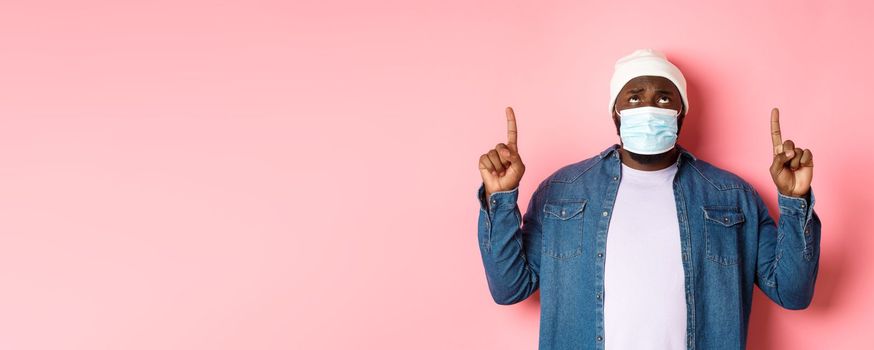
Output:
left=476, top=179, right=548, bottom=305
left=753, top=187, right=822, bottom=310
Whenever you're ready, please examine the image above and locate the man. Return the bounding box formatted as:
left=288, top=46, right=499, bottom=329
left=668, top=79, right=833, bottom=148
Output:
left=475, top=48, right=820, bottom=350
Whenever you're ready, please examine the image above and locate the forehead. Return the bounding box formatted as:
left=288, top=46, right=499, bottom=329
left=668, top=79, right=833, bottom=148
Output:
left=620, top=75, right=679, bottom=93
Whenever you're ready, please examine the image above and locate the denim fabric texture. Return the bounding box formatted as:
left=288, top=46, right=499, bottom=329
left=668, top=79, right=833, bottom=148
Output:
left=476, top=143, right=821, bottom=350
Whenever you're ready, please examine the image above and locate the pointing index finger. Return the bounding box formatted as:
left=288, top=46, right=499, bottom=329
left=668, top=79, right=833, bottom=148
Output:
left=506, top=106, right=518, bottom=146
left=770, top=107, right=783, bottom=155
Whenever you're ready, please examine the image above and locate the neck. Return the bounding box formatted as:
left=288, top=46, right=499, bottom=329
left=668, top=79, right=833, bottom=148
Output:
left=619, top=147, right=680, bottom=171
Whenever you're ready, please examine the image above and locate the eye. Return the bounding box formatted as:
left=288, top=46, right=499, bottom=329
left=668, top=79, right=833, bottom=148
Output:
left=658, top=96, right=671, bottom=104
left=628, top=96, right=640, bottom=103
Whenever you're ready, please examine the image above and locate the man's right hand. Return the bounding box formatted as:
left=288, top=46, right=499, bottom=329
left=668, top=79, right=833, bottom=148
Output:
left=479, top=106, right=526, bottom=200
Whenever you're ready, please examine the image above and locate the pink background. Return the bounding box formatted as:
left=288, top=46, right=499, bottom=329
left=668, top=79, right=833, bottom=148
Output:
left=1, top=0, right=872, bottom=349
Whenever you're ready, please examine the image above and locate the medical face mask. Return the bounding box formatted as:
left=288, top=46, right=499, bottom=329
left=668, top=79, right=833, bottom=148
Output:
left=616, top=106, right=680, bottom=155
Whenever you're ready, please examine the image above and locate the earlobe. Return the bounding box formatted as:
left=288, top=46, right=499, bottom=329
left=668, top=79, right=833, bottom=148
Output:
left=612, top=113, right=621, bottom=136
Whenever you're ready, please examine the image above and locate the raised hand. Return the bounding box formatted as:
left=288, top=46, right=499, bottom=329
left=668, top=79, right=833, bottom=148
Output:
left=479, top=106, right=526, bottom=198
left=769, top=107, right=814, bottom=197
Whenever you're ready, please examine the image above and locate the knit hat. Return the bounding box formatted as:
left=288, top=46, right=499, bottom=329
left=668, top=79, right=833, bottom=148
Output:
left=608, top=48, right=689, bottom=114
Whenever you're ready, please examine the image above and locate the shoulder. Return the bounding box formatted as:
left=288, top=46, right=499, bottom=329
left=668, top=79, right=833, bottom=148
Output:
left=546, top=152, right=605, bottom=184
left=685, top=157, right=756, bottom=193
left=537, top=144, right=616, bottom=185
left=525, top=148, right=606, bottom=201
left=532, top=144, right=759, bottom=193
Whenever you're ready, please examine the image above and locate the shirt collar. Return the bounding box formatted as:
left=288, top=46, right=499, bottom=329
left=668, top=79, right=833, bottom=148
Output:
left=598, top=143, right=698, bottom=162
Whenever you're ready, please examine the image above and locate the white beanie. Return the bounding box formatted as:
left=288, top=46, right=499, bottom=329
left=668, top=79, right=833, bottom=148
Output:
left=608, top=48, right=689, bottom=114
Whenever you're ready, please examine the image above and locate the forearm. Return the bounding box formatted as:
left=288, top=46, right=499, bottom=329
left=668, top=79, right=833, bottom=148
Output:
left=477, top=183, right=539, bottom=305
left=757, top=190, right=822, bottom=310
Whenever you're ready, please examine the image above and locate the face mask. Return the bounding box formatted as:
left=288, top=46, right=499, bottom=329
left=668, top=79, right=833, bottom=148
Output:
left=616, top=106, right=680, bottom=155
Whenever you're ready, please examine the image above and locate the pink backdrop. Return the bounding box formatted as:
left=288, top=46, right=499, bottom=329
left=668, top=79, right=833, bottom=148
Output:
left=1, top=0, right=872, bottom=349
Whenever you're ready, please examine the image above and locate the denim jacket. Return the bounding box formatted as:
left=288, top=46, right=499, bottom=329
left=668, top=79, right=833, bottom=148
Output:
left=476, top=143, right=821, bottom=350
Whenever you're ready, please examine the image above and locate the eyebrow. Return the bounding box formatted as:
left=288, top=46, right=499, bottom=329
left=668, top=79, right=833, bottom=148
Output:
left=626, top=88, right=674, bottom=95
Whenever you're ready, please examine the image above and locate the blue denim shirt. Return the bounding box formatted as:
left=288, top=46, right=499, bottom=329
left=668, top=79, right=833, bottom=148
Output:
left=476, top=143, right=821, bottom=350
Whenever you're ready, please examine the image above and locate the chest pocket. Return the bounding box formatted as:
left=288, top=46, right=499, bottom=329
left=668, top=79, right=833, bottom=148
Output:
left=542, top=199, right=587, bottom=260
left=702, top=206, right=745, bottom=266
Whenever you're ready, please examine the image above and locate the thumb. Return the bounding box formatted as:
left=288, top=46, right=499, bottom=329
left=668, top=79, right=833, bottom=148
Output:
left=770, top=149, right=795, bottom=174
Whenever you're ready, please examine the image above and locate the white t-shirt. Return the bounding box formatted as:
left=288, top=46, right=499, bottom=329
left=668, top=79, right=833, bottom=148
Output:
left=604, top=159, right=687, bottom=349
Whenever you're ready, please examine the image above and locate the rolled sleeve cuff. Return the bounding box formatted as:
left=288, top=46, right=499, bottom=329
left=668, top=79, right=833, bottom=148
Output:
left=777, top=187, right=816, bottom=225
left=477, top=183, right=520, bottom=212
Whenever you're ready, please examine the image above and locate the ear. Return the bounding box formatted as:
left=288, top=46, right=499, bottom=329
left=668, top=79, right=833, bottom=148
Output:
left=612, top=111, right=621, bottom=136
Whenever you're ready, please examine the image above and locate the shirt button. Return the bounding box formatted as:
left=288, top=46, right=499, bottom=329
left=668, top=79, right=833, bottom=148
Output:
left=723, top=217, right=729, bottom=223
left=596, top=335, right=603, bottom=342
left=805, top=228, right=811, bottom=235
left=612, top=176, right=618, bottom=181
left=490, top=199, right=496, bottom=205
left=801, top=203, right=806, bottom=208
left=561, top=210, right=566, bottom=216
left=596, top=292, right=602, bottom=300
left=597, top=252, right=603, bottom=258
left=602, top=211, right=608, bottom=217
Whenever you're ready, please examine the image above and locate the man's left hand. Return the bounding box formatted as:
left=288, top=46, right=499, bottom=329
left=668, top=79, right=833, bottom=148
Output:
left=770, top=107, right=814, bottom=198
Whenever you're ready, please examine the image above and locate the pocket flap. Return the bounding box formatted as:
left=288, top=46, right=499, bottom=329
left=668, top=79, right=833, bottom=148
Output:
left=544, top=200, right=587, bottom=220
left=703, top=206, right=745, bottom=226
